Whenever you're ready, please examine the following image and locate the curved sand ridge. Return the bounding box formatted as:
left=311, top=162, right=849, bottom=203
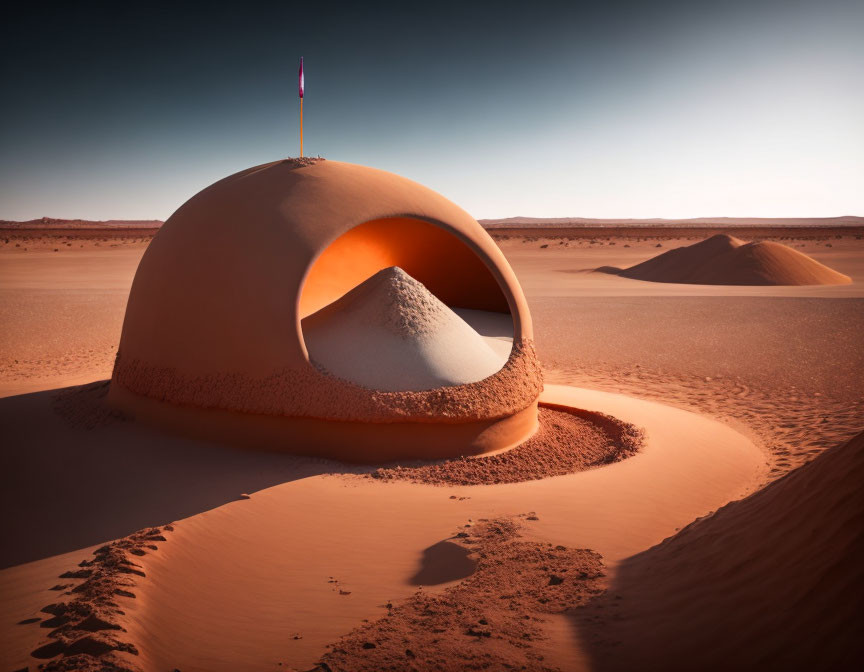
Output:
left=581, top=429, right=864, bottom=671
left=27, top=526, right=175, bottom=670
left=616, top=233, right=852, bottom=285
left=303, top=267, right=509, bottom=391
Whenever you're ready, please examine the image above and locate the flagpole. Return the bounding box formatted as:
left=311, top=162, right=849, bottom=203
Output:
left=298, top=56, right=305, bottom=158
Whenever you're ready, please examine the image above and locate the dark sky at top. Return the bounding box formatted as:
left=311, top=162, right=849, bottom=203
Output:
left=1, top=0, right=862, bottom=219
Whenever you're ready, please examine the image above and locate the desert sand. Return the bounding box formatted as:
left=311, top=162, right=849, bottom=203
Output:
left=1, top=222, right=863, bottom=671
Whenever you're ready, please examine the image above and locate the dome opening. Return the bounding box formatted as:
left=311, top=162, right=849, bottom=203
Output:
left=299, top=217, right=512, bottom=318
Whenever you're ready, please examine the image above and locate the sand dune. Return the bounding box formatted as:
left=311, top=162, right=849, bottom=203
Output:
left=611, top=234, right=852, bottom=285
left=580, top=430, right=864, bottom=671
left=302, top=266, right=509, bottom=391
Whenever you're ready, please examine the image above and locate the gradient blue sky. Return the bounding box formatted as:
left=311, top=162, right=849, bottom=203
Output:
left=1, top=0, right=862, bottom=220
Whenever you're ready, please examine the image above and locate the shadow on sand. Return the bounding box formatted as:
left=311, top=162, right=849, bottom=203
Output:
left=409, top=539, right=477, bottom=586
left=0, top=381, right=351, bottom=568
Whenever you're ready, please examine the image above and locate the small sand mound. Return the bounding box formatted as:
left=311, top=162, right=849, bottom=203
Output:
left=582, top=430, right=864, bottom=670
left=370, top=406, right=643, bottom=485
left=616, top=234, right=851, bottom=285
left=317, top=517, right=606, bottom=672
left=303, top=266, right=509, bottom=391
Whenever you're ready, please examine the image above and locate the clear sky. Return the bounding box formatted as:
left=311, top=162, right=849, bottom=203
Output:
left=1, top=0, right=862, bottom=221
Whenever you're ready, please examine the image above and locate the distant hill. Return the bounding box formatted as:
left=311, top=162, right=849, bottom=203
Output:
left=480, top=216, right=864, bottom=228
left=4, top=215, right=863, bottom=231
left=5, top=215, right=862, bottom=230
left=608, top=233, right=852, bottom=286
left=0, top=217, right=163, bottom=229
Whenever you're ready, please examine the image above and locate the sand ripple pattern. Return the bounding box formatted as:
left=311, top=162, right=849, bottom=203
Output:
left=546, top=363, right=863, bottom=482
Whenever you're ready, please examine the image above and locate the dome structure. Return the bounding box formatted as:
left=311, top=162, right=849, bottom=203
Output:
left=109, top=159, right=542, bottom=461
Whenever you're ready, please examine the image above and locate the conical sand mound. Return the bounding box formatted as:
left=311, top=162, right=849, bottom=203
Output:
left=302, top=267, right=509, bottom=391
left=585, top=430, right=864, bottom=670
left=617, top=234, right=851, bottom=285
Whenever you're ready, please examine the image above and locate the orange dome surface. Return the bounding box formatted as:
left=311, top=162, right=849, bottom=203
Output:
left=110, top=159, right=541, bottom=461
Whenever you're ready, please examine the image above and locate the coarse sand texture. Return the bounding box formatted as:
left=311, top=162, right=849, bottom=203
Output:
left=110, top=158, right=542, bottom=460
